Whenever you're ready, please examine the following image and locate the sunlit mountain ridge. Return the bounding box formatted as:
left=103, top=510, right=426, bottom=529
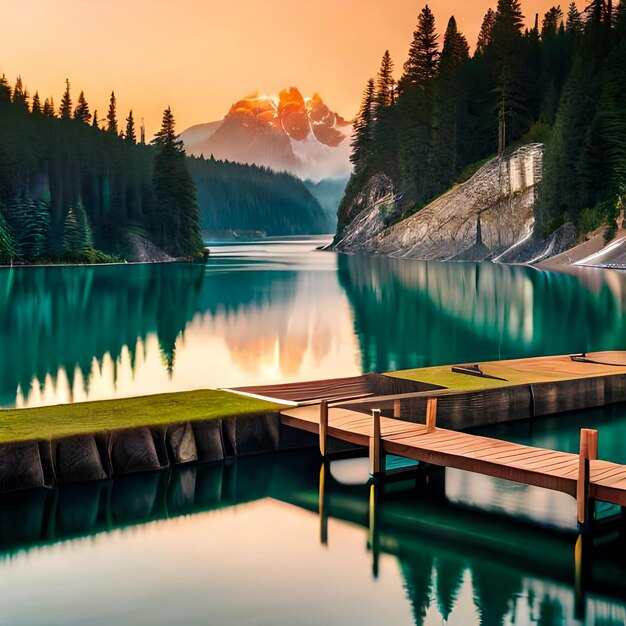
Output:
left=181, top=87, right=353, bottom=182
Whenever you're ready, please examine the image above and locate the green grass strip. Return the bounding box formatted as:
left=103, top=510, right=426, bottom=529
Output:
left=0, top=390, right=285, bottom=444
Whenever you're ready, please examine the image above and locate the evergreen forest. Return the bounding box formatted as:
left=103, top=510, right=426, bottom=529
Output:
left=342, top=0, right=626, bottom=240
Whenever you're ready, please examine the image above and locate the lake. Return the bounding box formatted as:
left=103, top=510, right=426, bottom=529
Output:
left=2, top=235, right=626, bottom=408
left=1, top=237, right=626, bottom=625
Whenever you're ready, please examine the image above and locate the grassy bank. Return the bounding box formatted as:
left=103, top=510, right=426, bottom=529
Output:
left=0, top=390, right=284, bottom=444
left=386, top=355, right=606, bottom=392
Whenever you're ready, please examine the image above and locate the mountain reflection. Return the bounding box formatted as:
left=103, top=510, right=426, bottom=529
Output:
left=337, top=254, right=626, bottom=372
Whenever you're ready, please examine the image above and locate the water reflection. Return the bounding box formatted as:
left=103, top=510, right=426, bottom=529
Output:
left=3, top=238, right=626, bottom=407
left=338, top=254, right=626, bottom=372
left=1, top=451, right=624, bottom=625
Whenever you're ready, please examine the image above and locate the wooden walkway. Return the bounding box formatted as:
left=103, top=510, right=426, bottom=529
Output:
left=281, top=404, right=626, bottom=516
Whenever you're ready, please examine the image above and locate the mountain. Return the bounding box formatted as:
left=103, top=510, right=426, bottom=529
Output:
left=180, top=87, right=353, bottom=182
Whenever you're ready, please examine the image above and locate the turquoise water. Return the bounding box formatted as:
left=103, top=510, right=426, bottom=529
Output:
left=1, top=236, right=626, bottom=407
left=2, top=238, right=626, bottom=624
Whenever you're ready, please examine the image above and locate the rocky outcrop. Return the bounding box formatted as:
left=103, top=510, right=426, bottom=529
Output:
left=334, top=173, right=403, bottom=250
left=126, top=234, right=175, bottom=263
left=334, top=144, right=548, bottom=262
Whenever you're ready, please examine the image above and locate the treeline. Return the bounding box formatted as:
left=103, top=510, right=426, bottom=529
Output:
left=0, top=77, right=205, bottom=263
left=188, top=156, right=330, bottom=235
left=342, top=0, right=626, bottom=239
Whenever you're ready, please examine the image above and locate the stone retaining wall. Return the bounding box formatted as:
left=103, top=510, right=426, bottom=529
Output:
left=0, top=412, right=317, bottom=495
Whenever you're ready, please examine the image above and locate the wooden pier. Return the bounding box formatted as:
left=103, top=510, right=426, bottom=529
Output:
left=281, top=398, right=626, bottom=529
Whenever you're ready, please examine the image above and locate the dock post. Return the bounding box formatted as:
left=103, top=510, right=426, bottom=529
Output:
left=393, top=399, right=401, bottom=419
left=369, top=409, right=384, bottom=476
left=319, top=400, right=328, bottom=457
left=577, top=429, right=598, bottom=533
left=426, top=398, right=438, bottom=433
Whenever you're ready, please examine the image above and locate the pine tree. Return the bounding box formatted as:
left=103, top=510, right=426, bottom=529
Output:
left=43, top=97, right=55, bottom=117
left=476, top=8, right=497, bottom=54
left=5, top=194, right=50, bottom=260
left=12, top=76, right=29, bottom=111
left=106, top=91, right=118, bottom=134
left=542, top=6, right=565, bottom=37
left=0, top=74, right=12, bottom=103
left=140, top=118, right=146, bottom=144
left=489, top=0, right=529, bottom=154
left=92, top=110, right=99, bottom=129
left=399, top=5, right=440, bottom=93
left=566, top=2, right=584, bottom=33
left=63, top=199, right=93, bottom=256
left=151, top=107, right=204, bottom=258
left=435, top=16, right=470, bottom=181
left=125, top=110, right=137, bottom=143
left=60, top=78, right=72, bottom=119
left=31, top=92, right=42, bottom=115
left=73, top=91, right=92, bottom=124
left=350, top=79, right=376, bottom=173
left=374, top=50, right=395, bottom=111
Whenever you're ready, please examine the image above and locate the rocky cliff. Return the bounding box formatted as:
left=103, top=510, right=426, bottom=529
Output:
left=333, top=144, right=574, bottom=263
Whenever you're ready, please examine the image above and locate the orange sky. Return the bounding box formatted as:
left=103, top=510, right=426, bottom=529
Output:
left=0, top=1, right=582, bottom=136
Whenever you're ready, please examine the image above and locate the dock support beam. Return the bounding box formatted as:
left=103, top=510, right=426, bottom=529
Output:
left=393, top=399, right=401, bottom=419
left=319, top=400, right=328, bottom=457
left=577, top=428, right=598, bottom=534
left=426, top=398, right=438, bottom=432
left=369, top=409, right=384, bottom=476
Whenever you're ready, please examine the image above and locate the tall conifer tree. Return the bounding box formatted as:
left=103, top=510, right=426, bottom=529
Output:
left=125, top=110, right=137, bottom=143
left=60, top=79, right=72, bottom=119
left=399, top=5, right=440, bottom=93
left=152, top=107, right=204, bottom=258
left=476, top=9, right=497, bottom=54
left=106, top=91, right=118, bottom=134
left=374, top=50, right=395, bottom=111
left=350, top=79, right=376, bottom=173
left=31, top=92, right=42, bottom=115
left=0, top=75, right=12, bottom=103
left=74, top=91, right=92, bottom=124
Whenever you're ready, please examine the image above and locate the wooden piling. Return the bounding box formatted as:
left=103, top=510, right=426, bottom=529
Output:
left=370, top=409, right=383, bottom=476
left=426, top=398, right=438, bottom=433
left=578, top=428, right=598, bottom=532
left=319, top=400, right=328, bottom=457
left=393, top=399, right=401, bottom=419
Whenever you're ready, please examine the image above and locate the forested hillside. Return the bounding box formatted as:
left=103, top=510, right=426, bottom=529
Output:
left=340, top=0, right=626, bottom=241
left=0, top=79, right=205, bottom=262
left=188, top=157, right=330, bottom=235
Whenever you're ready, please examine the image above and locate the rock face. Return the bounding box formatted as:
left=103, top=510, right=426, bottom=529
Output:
left=334, top=144, right=546, bottom=262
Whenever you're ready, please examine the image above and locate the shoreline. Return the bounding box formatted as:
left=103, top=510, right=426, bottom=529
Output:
left=2, top=351, right=626, bottom=495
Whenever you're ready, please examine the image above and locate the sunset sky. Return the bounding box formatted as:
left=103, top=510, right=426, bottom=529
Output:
left=1, top=0, right=582, bottom=135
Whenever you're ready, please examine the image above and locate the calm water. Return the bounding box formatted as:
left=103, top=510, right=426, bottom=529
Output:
left=2, top=236, right=626, bottom=408
left=2, top=237, right=626, bottom=625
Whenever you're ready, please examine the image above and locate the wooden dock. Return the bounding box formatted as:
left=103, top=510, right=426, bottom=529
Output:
left=281, top=400, right=626, bottom=529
